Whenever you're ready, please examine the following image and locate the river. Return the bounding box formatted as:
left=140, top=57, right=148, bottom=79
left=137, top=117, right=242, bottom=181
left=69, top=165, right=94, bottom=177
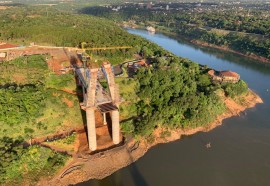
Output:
left=78, top=29, right=270, bottom=186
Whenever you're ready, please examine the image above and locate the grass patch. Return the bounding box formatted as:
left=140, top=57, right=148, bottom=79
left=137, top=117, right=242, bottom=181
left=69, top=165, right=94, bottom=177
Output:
left=0, top=55, right=48, bottom=86
left=116, top=77, right=138, bottom=120
left=45, top=73, right=76, bottom=92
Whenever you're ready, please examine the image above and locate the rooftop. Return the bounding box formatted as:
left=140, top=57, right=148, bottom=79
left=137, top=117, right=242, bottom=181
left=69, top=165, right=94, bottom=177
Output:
left=219, top=71, right=240, bottom=78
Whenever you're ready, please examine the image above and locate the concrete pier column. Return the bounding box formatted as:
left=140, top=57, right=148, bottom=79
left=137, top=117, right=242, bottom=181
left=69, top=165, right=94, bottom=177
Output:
left=103, top=113, right=107, bottom=125
left=86, top=108, right=97, bottom=151
left=112, top=110, right=120, bottom=144
left=82, top=87, right=86, bottom=106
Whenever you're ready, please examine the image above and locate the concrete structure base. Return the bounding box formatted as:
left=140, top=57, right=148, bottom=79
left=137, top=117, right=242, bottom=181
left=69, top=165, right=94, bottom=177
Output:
left=103, top=113, right=107, bottom=125
left=112, top=110, right=120, bottom=145
left=86, top=108, right=97, bottom=151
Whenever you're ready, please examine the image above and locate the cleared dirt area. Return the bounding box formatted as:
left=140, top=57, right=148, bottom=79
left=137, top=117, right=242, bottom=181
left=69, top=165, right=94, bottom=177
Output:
left=6, top=46, right=72, bottom=73
left=47, top=48, right=69, bottom=73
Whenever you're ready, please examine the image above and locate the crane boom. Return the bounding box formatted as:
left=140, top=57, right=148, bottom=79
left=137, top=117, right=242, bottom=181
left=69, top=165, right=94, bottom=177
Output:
left=83, top=46, right=132, bottom=51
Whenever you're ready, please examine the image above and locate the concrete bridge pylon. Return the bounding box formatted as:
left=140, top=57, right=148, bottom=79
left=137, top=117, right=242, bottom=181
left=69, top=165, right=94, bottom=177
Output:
left=112, top=110, right=120, bottom=145
left=75, top=61, right=121, bottom=151
left=86, top=108, right=97, bottom=151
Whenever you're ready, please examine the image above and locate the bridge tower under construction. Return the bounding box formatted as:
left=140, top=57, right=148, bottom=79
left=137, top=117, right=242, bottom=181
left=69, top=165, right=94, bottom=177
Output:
left=75, top=61, right=121, bottom=151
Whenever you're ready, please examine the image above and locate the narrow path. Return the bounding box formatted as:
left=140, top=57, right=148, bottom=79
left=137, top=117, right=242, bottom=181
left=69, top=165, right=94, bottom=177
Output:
left=26, top=126, right=85, bottom=146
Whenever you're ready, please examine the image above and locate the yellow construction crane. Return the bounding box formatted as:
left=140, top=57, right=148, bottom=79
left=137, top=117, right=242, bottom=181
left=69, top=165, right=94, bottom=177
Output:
left=80, top=42, right=132, bottom=51
left=83, top=46, right=133, bottom=51
left=78, top=42, right=133, bottom=68
left=80, top=46, right=133, bottom=62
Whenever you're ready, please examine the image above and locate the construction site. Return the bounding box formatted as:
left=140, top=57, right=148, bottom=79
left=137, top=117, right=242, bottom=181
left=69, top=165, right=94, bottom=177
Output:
left=75, top=59, right=122, bottom=152
left=0, top=42, right=138, bottom=154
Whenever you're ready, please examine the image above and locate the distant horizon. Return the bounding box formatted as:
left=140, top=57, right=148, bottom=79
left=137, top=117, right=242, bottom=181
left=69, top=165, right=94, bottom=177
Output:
left=2, top=0, right=270, bottom=4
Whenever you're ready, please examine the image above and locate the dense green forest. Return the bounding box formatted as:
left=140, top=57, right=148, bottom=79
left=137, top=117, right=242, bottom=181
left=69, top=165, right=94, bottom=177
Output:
left=0, top=7, right=135, bottom=47
left=121, top=57, right=248, bottom=137
left=134, top=59, right=225, bottom=135
left=81, top=6, right=270, bottom=60
left=0, top=6, right=159, bottom=48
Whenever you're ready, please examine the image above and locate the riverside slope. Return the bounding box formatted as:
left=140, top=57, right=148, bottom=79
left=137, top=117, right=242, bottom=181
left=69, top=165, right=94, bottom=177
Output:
left=41, top=90, right=263, bottom=186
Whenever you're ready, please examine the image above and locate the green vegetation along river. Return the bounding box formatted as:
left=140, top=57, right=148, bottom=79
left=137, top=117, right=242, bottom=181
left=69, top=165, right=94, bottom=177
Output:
left=78, top=29, right=270, bottom=186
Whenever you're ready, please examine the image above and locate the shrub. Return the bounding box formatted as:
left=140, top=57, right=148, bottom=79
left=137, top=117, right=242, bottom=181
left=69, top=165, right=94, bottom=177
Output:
left=223, top=80, right=248, bottom=98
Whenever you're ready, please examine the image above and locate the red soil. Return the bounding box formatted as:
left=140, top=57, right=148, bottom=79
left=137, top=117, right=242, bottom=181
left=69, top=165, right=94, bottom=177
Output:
left=75, top=110, right=120, bottom=154
left=62, top=97, right=74, bottom=108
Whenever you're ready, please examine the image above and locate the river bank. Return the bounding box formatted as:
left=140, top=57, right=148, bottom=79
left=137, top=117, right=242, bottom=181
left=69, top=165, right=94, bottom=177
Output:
left=157, top=29, right=270, bottom=64
left=39, top=90, right=263, bottom=186
left=123, top=24, right=270, bottom=64
left=191, top=40, right=270, bottom=64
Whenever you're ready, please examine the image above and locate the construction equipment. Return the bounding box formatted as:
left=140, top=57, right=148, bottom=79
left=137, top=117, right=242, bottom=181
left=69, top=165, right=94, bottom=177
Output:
left=79, top=42, right=132, bottom=63
left=78, top=43, right=132, bottom=75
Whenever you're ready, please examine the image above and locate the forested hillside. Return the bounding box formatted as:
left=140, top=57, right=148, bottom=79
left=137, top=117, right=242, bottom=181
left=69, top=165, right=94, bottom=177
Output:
left=0, top=6, right=158, bottom=48
left=121, top=57, right=248, bottom=137
left=0, top=7, right=132, bottom=46
left=81, top=6, right=270, bottom=60
left=0, top=6, right=166, bottom=63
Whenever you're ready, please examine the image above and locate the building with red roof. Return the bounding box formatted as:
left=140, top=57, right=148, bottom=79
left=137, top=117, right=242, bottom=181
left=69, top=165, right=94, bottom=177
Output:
left=219, top=71, right=240, bottom=79
left=208, top=69, right=240, bottom=83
